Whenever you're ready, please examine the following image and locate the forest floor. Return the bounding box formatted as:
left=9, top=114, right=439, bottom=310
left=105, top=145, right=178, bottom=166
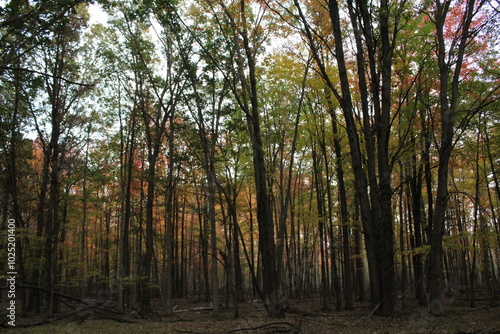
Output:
left=2, top=295, right=500, bottom=333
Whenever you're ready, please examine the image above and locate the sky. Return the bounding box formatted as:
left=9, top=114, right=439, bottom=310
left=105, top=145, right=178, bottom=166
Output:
left=88, top=3, right=109, bottom=26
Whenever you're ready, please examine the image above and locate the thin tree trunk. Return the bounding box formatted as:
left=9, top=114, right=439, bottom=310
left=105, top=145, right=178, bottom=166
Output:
left=276, top=61, right=309, bottom=301
left=120, top=99, right=136, bottom=310
left=163, top=118, right=175, bottom=314
left=312, top=147, right=330, bottom=312
left=410, top=149, right=425, bottom=305
left=328, top=97, right=354, bottom=310
left=80, top=125, right=90, bottom=299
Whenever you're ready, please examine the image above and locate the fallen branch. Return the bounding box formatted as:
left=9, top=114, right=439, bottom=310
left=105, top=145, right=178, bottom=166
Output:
left=363, top=302, right=381, bottom=320
left=173, top=306, right=214, bottom=313
left=172, top=320, right=299, bottom=334
left=285, top=305, right=320, bottom=317
left=226, top=321, right=294, bottom=333
left=9, top=304, right=137, bottom=329
left=60, top=298, right=77, bottom=310
left=9, top=304, right=95, bottom=328
left=173, top=330, right=209, bottom=334
left=19, top=284, right=123, bottom=315
left=350, top=302, right=382, bottom=326
left=167, top=312, right=192, bottom=322
left=467, top=305, right=487, bottom=312
left=131, top=306, right=146, bottom=319
left=19, top=284, right=91, bottom=305
left=93, top=308, right=136, bottom=323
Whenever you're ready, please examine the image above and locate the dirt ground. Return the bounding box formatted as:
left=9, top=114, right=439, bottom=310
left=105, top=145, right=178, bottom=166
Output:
left=2, top=297, right=500, bottom=333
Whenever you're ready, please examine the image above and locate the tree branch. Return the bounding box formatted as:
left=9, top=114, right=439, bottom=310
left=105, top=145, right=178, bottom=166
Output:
left=0, top=65, right=95, bottom=87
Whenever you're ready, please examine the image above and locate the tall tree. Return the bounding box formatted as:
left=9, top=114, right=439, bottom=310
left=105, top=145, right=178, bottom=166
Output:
left=29, top=4, right=92, bottom=313
left=184, top=0, right=285, bottom=317
left=427, top=0, right=497, bottom=314
left=281, top=0, right=403, bottom=313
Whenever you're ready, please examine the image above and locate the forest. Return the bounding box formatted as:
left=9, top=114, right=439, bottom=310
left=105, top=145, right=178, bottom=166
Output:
left=1, top=0, right=500, bottom=331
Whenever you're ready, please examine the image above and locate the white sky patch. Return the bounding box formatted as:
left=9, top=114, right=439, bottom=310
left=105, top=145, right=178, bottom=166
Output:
left=88, top=3, right=109, bottom=26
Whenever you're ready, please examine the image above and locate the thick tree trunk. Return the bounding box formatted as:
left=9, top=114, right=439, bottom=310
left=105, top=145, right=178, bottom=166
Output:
left=327, top=0, right=395, bottom=314
left=251, top=133, right=282, bottom=317
left=162, top=149, right=175, bottom=314
left=429, top=0, right=476, bottom=315
left=43, top=41, right=67, bottom=314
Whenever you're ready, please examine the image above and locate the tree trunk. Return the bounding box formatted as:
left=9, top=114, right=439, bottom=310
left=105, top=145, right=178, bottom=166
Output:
left=234, top=0, right=284, bottom=318
left=163, top=115, right=176, bottom=314
left=429, top=0, right=476, bottom=314
left=119, top=100, right=136, bottom=310
left=312, top=147, right=330, bottom=312
left=328, top=98, right=354, bottom=310
left=140, top=152, right=157, bottom=312
left=410, top=150, right=426, bottom=305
